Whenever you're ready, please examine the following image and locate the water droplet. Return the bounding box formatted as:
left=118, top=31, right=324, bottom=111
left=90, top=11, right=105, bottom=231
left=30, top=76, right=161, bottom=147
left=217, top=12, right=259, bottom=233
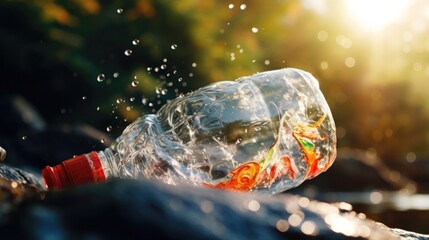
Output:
left=113, top=72, right=119, bottom=78
left=100, top=139, right=105, bottom=143
left=264, top=59, right=270, bottom=65
left=161, top=89, right=167, bottom=95
left=132, top=39, right=140, bottom=45
left=163, top=58, right=168, bottom=63
left=126, top=106, right=131, bottom=111
left=345, top=57, right=356, bottom=68
left=230, top=52, right=236, bottom=61
left=82, top=96, right=87, bottom=100
left=22, top=136, right=27, bottom=140
left=130, top=97, right=135, bottom=102
left=192, top=62, right=197, bottom=68
left=117, top=8, right=123, bottom=13
left=97, top=74, right=105, bottom=82
left=228, top=3, right=234, bottom=9
left=240, top=4, right=247, bottom=10
left=171, top=44, right=178, bottom=50
left=161, top=64, right=167, bottom=70
left=252, top=27, right=259, bottom=33
left=148, top=102, right=154, bottom=107
left=142, top=98, right=148, bottom=105
left=11, top=181, right=18, bottom=188
left=106, top=126, right=112, bottom=132
left=124, top=49, right=133, bottom=56
left=96, top=106, right=100, bottom=111
left=131, top=81, right=139, bottom=87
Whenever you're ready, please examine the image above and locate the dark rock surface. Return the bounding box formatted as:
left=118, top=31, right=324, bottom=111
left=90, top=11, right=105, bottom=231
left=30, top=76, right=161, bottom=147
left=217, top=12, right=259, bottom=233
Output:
left=0, top=165, right=427, bottom=240
left=1, top=95, right=428, bottom=239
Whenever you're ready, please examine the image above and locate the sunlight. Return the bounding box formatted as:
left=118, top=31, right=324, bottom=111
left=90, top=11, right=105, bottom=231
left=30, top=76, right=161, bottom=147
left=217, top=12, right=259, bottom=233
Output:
left=345, top=0, right=411, bottom=30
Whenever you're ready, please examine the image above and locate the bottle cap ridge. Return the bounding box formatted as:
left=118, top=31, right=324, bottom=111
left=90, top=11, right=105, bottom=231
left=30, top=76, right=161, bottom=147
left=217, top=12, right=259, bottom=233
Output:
left=42, top=151, right=106, bottom=190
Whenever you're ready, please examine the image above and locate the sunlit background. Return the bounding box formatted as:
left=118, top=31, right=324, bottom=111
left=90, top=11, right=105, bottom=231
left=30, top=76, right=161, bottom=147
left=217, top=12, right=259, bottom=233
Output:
left=2, top=0, right=429, bottom=234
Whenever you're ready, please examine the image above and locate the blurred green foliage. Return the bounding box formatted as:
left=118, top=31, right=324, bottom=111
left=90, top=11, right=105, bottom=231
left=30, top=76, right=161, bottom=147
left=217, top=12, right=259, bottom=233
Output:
left=2, top=0, right=429, bottom=164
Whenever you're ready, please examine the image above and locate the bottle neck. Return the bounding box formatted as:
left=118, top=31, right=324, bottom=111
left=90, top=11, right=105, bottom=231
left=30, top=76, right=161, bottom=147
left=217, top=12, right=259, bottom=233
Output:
left=97, top=148, right=120, bottom=179
left=42, top=151, right=107, bottom=189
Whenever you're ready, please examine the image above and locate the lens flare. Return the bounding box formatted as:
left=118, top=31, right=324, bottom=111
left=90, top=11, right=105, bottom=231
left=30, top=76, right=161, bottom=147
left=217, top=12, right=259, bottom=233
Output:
left=345, top=0, right=410, bottom=30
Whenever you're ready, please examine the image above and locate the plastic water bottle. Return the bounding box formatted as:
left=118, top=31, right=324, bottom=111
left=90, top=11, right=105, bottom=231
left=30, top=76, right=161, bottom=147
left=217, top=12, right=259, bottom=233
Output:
left=42, top=68, right=336, bottom=194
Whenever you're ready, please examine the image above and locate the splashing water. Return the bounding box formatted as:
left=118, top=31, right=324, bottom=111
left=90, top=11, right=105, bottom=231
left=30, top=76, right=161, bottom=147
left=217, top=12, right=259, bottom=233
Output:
left=124, top=49, right=133, bottom=56
left=97, top=74, right=105, bottom=82
left=132, top=39, right=140, bottom=45
left=131, top=80, right=139, bottom=87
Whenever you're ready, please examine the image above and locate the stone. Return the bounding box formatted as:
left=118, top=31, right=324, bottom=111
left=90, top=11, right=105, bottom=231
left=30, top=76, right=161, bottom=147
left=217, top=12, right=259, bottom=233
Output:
left=0, top=165, right=426, bottom=239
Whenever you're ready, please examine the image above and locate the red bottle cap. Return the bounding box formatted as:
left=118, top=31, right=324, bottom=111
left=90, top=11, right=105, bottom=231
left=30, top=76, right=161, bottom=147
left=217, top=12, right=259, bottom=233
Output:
left=42, top=151, right=106, bottom=190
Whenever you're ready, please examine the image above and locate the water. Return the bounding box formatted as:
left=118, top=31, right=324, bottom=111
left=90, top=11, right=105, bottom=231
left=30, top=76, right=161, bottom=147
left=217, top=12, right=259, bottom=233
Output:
left=132, top=39, right=140, bottom=45
left=124, top=49, right=133, bottom=56
left=131, top=81, right=139, bottom=87
left=97, top=74, right=105, bottom=82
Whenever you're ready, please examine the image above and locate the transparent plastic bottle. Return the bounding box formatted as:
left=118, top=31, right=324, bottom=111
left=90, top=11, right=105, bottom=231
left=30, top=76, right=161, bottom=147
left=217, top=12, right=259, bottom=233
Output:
left=42, top=68, right=336, bottom=194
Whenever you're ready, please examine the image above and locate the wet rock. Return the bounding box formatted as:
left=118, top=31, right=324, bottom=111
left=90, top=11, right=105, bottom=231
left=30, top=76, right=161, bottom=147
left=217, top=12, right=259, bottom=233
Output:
left=0, top=177, right=420, bottom=240
left=0, top=164, right=45, bottom=190
left=390, top=228, right=429, bottom=240
left=0, top=164, right=44, bottom=226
